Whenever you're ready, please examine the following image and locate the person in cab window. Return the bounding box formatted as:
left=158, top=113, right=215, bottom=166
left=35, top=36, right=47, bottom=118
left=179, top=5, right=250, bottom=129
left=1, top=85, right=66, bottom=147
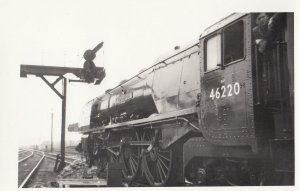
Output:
left=253, top=13, right=286, bottom=53
left=253, top=13, right=269, bottom=53
left=253, top=13, right=286, bottom=108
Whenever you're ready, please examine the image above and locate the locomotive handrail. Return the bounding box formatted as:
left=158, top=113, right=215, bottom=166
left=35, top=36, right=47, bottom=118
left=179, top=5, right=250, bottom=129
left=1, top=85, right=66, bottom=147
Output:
left=275, top=41, right=287, bottom=110
left=254, top=44, right=261, bottom=105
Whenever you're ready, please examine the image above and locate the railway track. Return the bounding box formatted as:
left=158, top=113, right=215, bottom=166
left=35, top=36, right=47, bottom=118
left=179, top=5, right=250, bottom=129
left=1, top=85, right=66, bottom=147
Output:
left=52, top=149, right=81, bottom=158
left=18, top=150, right=45, bottom=188
left=18, top=150, right=80, bottom=188
left=18, top=150, right=33, bottom=163
left=18, top=149, right=29, bottom=155
left=44, top=152, right=80, bottom=165
left=19, top=149, right=152, bottom=187
left=19, top=150, right=191, bottom=187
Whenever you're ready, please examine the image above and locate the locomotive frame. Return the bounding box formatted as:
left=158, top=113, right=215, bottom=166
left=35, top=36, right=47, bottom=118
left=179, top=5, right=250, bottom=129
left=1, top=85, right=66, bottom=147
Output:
left=77, top=13, right=294, bottom=186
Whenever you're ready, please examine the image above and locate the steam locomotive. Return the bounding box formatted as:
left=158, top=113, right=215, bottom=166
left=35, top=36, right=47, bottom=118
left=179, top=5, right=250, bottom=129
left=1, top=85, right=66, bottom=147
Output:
left=77, top=13, right=294, bottom=186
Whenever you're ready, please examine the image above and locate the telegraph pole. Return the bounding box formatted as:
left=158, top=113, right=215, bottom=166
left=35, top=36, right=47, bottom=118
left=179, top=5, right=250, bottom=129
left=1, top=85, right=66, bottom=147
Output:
left=60, top=77, right=67, bottom=168
left=51, top=111, right=53, bottom=153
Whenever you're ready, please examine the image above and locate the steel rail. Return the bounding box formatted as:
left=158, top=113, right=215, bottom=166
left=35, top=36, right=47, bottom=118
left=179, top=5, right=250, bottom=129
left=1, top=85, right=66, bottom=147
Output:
left=46, top=152, right=79, bottom=160
left=18, top=150, right=28, bottom=154
left=19, top=150, right=45, bottom=188
left=44, top=154, right=73, bottom=165
left=18, top=150, right=34, bottom=163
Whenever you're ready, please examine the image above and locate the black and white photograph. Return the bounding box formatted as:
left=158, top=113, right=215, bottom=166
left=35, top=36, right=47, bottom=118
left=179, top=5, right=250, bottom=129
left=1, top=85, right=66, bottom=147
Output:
left=0, top=0, right=298, bottom=190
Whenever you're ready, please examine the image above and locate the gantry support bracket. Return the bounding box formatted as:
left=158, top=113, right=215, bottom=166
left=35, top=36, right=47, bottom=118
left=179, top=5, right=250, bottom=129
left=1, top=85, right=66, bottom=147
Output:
left=39, top=75, right=64, bottom=100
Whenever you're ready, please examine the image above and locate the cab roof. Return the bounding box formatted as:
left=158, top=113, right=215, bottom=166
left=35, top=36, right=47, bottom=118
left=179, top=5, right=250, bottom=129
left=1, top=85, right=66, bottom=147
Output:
left=200, top=13, right=247, bottom=39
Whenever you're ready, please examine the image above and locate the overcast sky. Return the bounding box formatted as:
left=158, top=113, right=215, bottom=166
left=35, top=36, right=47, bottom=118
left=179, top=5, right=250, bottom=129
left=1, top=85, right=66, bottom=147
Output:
left=0, top=0, right=298, bottom=147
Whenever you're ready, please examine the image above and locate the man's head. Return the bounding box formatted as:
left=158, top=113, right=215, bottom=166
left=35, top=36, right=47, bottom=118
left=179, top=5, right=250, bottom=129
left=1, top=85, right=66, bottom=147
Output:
left=256, top=13, right=269, bottom=26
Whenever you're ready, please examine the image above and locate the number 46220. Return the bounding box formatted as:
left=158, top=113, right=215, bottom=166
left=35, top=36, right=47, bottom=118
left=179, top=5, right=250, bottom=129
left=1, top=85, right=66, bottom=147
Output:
left=209, top=82, right=240, bottom=100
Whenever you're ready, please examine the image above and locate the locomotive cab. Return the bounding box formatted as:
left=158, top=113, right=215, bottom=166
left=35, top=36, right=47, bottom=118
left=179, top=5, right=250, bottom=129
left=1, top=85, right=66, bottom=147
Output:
left=198, top=14, right=253, bottom=149
left=196, top=13, right=293, bottom=150
left=185, top=13, right=294, bottom=185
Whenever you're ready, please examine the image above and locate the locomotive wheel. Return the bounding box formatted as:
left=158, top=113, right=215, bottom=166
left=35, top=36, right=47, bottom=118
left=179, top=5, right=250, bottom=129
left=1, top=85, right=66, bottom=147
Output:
left=142, top=146, right=173, bottom=186
left=141, top=130, right=174, bottom=186
left=107, top=147, right=120, bottom=163
left=119, top=132, right=141, bottom=182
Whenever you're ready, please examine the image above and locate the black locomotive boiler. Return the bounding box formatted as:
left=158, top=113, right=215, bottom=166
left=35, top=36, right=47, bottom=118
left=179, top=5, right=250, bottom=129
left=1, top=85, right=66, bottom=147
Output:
left=76, top=13, right=294, bottom=186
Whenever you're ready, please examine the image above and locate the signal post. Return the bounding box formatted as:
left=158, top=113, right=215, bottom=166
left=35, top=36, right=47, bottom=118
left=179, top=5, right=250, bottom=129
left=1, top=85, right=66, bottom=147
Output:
left=20, top=42, right=105, bottom=172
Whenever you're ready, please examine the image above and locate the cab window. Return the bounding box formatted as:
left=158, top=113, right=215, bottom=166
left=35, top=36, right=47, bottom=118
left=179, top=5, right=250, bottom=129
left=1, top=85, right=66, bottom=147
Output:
left=223, top=21, right=244, bottom=65
left=205, top=34, right=221, bottom=71
left=204, top=20, right=244, bottom=72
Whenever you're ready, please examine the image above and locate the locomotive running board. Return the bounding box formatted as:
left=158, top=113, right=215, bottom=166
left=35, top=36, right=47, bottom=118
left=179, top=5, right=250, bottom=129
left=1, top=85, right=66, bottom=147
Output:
left=79, top=107, right=198, bottom=133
